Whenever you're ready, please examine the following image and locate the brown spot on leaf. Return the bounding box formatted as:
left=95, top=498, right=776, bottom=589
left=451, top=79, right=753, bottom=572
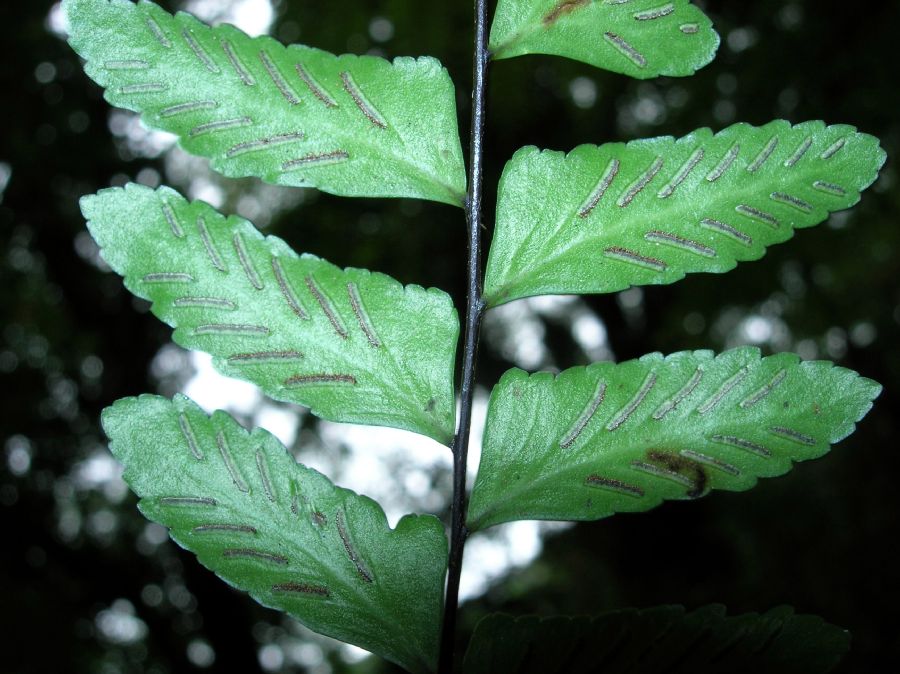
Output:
left=646, top=449, right=708, bottom=498
left=543, top=0, right=590, bottom=26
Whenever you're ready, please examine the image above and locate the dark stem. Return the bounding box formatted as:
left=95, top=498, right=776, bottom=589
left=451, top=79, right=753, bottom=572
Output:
left=438, top=0, right=489, bottom=671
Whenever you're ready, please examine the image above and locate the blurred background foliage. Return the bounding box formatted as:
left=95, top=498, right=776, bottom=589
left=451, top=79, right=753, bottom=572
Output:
left=2, top=0, right=898, bottom=672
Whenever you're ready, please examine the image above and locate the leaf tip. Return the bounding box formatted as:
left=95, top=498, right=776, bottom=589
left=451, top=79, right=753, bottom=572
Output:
left=77, top=192, right=99, bottom=219
left=80, top=183, right=157, bottom=234
left=61, top=0, right=97, bottom=25
left=99, top=398, right=124, bottom=436
left=846, top=373, right=882, bottom=430
left=859, top=376, right=883, bottom=402
left=59, top=0, right=80, bottom=35
left=101, top=393, right=173, bottom=465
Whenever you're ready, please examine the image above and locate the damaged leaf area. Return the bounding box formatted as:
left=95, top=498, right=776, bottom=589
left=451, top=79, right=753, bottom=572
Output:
left=468, top=347, right=880, bottom=531
left=489, top=0, right=719, bottom=78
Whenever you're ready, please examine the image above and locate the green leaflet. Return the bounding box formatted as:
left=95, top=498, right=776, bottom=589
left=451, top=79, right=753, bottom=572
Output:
left=489, top=0, right=718, bottom=78
left=103, top=395, right=447, bottom=674
left=463, top=606, right=849, bottom=674
left=81, top=184, right=458, bottom=445
left=467, top=347, right=879, bottom=531
left=483, top=120, right=885, bottom=307
left=64, top=0, right=466, bottom=206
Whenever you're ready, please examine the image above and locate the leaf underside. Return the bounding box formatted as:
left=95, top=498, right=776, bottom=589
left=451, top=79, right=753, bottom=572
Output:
left=64, top=0, right=467, bottom=205
left=467, top=347, right=879, bottom=531
left=489, top=0, right=719, bottom=78
left=483, top=120, right=885, bottom=307
left=463, top=605, right=850, bottom=674
left=81, top=184, right=458, bottom=445
left=103, top=395, right=447, bottom=673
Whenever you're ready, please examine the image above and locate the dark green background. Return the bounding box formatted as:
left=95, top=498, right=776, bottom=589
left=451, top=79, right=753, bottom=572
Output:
left=2, top=1, right=898, bottom=672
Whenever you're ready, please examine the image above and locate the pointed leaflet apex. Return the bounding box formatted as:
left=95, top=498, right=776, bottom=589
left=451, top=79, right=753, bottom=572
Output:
left=484, top=120, right=886, bottom=306
left=82, top=183, right=458, bottom=444
left=467, top=347, right=880, bottom=531
left=102, top=394, right=447, bottom=673
left=64, top=0, right=466, bottom=205
left=489, top=0, right=719, bottom=79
